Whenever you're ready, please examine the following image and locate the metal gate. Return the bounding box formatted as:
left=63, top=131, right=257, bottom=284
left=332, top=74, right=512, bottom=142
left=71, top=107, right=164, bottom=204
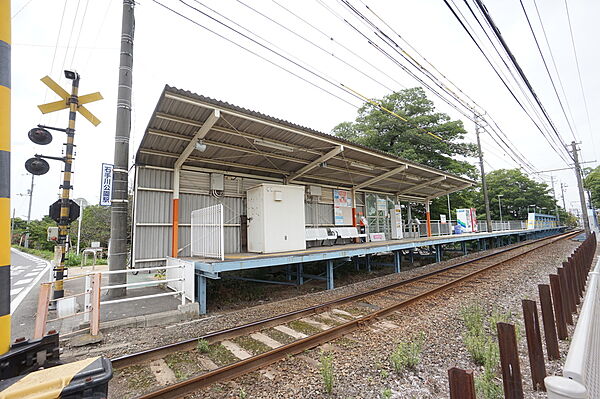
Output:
left=191, top=204, right=224, bottom=260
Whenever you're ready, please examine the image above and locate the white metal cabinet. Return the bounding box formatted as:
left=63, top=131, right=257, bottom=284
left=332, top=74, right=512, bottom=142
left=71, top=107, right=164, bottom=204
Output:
left=247, top=184, right=306, bottom=253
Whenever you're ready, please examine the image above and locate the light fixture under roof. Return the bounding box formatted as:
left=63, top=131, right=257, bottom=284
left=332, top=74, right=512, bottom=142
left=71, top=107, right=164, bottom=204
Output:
left=350, top=161, right=374, bottom=171
left=253, top=138, right=294, bottom=152
left=195, top=139, right=207, bottom=152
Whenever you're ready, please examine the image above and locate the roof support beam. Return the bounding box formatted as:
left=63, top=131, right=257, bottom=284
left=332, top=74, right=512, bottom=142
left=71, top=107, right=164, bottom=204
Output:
left=174, top=109, right=220, bottom=170
left=288, top=146, right=344, bottom=183
left=353, top=165, right=407, bottom=190
left=400, top=176, right=446, bottom=195
left=427, top=182, right=473, bottom=198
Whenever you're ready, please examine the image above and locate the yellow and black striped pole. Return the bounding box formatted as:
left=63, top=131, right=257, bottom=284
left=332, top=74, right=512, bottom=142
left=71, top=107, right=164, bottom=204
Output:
left=0, top=0, right=11, bottom=354
left=53, top=75, right=79, bottom=300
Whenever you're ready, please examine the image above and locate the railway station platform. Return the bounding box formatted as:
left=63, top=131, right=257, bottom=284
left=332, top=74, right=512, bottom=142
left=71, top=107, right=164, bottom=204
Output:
left=185, top=227, right=566, bottom=314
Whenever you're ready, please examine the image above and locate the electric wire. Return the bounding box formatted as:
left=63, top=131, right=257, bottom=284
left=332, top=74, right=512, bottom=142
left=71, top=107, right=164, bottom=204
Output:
left=70, top=0, right=90, bottom=68
left=150, top=0, right=360, bottom=109
left=357, top=0, right=537, bottom=174
left=441, top=0, right=571, bottom=166
left=158, top=0, right=446, bottom=142
left=519, top=0, right=576, bottom=142
left=271, top=0, right=406, bottom=90
left=471, top=0, right=573, bottom=163
left=59, top=0, right=82, bottom=78
left=327, top=0, right=538, bottom=173
left=531, top=0, right=579, bottom=143
left=231, top=0, right=395, bottom=93
left=563, top=0, right=597, bottom=159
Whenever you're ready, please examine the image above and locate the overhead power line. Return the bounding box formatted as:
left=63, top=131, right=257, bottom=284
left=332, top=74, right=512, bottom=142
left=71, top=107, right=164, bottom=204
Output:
left=441, top=0, right=572, bottom=166
left=518, top=0, right=577, bottom=142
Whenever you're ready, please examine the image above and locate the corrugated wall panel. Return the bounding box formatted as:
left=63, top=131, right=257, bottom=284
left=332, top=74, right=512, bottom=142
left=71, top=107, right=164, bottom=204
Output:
left=138, top=167, right=172, bottom=190
left=136, top=190, right=172, bottom=223
left=135, top=226, right=171, bottom=263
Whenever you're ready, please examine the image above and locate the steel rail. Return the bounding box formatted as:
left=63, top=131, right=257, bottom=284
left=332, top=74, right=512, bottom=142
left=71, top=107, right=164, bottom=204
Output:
left=112, top=230, right=576, bottom=371
left=136, top=230, right=578, bottom=399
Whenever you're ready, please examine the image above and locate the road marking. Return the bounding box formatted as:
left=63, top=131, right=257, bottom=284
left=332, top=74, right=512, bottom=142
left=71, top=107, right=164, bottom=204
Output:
left=25, top=272, right=39, bottom=277
left=10, top=248, right=53, bottom=314
left=14, top=278, right=33, bottom=286
left=10, top=288, right=23, bottom=296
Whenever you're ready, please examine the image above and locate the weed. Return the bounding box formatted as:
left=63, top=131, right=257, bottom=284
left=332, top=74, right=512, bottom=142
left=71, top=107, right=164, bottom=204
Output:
left=460, top=304, right=484, bottom=336
left=389, top=333, right=424, bottom=372
left=288, top=320, right=321, bottom=335
left=239, top=388, right=247, bottom=399
left=381, top=388, right=393, bottom=399
left=320, top=352, right=334, bottom=395
left=197, top=339, right=210, bottom=353
left=380, top=369, right=389, bottom=378
left=475, top=367, right=503, bottom=399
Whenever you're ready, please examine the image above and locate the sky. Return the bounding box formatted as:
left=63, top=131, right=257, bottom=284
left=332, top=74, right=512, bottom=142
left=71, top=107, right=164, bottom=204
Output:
left=8, top=0, right=599, bottom=220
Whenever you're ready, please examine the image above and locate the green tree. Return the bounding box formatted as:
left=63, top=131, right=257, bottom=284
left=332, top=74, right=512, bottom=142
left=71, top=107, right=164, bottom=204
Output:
left=27, top=216, right=56, bottom=251
left=333, top=87, right=479, bottom=178
left=333, top=88, right=479, bottom=219
left=584, top=166, right=600, bottom=208
left=72, top=205, right=111, bottom=249
left=476, top=169, right=559, bottom=220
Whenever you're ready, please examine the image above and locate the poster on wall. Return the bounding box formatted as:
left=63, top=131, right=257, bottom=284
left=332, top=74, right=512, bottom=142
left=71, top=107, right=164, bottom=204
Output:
left=333, top=189, right=352, bottom=207
left=470, top=208, right=478, bottom=232
left=376, top=198, right=387, bottom=211
left=440, top=214, right=447, bottom=224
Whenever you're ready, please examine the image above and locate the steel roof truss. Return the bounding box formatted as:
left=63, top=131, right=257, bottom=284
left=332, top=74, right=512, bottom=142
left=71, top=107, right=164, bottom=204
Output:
left=288, top=146, right=344, bottom=183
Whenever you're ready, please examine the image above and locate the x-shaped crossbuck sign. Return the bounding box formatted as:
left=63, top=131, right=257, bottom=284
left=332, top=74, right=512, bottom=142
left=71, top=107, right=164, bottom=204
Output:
left=37, top=76, right=103, bottom=126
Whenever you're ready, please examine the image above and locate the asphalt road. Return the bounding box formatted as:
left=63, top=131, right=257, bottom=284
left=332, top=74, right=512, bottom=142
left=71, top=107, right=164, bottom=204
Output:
left=10, top=249, right=52, bottom=340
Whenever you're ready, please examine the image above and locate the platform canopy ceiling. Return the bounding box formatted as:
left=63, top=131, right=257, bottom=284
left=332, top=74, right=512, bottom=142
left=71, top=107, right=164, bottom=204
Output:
left=136, top=86, right=475, bottom=202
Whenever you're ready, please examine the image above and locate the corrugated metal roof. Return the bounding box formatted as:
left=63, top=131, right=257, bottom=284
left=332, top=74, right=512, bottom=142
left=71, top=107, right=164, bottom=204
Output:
left=135, top=85, right=475, bottom=200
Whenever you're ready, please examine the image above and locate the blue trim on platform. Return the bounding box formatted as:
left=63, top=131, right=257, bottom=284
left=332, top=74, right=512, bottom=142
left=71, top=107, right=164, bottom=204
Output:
left=193, top=228, right=565, bottom=274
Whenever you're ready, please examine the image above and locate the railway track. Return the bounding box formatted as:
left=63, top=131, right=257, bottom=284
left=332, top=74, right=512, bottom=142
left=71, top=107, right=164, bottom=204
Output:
left=111, top=230, right=578, bottom=399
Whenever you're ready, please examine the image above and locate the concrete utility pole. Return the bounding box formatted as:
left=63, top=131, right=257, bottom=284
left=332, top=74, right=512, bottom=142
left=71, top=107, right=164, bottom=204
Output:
left=561, top=182, right=567, bottom=210
left=549, top=175, right=560, bottom=223
left=475, top=113, right=493, bottom=233
left=569, top=141, right=590, bottom=235
left=24, top=174, right=34, bottom=248
left=109, top=0, right=135, bottom=298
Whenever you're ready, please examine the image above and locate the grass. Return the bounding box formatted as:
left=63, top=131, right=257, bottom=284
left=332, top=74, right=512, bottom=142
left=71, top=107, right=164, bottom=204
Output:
left=197, top=339, right=210, bottom=353
left=12, top=245, right=108, bottom=267
left=288, top=320, right=321, bottom=335
left=460, top=304, right=504, bottom=399
left=389, top=333, right=424, bottom=372
left=233, top=336, right=272, bottom=355
left=206, top=343, right=239, bottom=367
left=320, top=352, right=334, bottom=395
left=264, top=328, right=296, bottom=345
left=381, top=388, right=393, bottom=399
left=123, top=365, right=155, bottom=391
left=164, top=351, right=195, bottom=380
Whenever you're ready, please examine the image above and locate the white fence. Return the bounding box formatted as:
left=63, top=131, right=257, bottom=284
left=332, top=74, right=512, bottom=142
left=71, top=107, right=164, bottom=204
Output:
left=191, top=204, right=224, bottom=260
left=546, top=257, right=600, bottom=398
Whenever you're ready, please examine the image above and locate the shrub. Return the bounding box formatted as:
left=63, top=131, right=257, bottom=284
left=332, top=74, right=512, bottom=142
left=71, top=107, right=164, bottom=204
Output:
left=197, top=339, right=210, bottom=353
left=390, top=333, right=424, bottom=372
left=320, top=352, right=334, bottom=395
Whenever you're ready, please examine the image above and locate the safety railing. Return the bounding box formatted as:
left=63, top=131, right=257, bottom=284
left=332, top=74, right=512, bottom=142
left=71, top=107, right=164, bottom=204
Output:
left=191, top=204, right=224, bottom=260
left=546, top=233, right=598, bottom=398
left=35, top=261, right=191, bottom=337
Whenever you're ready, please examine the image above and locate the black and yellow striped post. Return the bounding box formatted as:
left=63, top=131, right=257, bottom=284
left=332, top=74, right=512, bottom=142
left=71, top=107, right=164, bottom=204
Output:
left=0, top=0, right=11, bottom=355
left=52, top=75, right=80, bottom=300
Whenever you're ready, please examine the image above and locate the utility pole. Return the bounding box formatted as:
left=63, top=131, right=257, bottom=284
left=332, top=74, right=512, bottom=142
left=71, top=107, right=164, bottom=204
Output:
left=109, top=0, right=135, bottom=298
left=560, top=182, right=567, bottom=210
left=569, top=141, right=590, bottom=235
left=475, top=113, right=493, bottom=233
left=1, top=0, right=11, bottom=354
left=24, top=174, right=34, bottom=248
left=549, top=175, right=560, bottom=224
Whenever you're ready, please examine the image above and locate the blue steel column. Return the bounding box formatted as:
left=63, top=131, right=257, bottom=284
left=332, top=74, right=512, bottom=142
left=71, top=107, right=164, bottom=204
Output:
left=0, top=0, right=10, bottom=354
left=196, top=273, right=207, bottom=315
left=353, top=256, right=360, bottom=271
left=326, top=260, right=334, bottom=290
left=435, top=244, right=442, bottom=263
left=393, top=251, right=401, bottom=273
left=296, top=263, right=304, bottom=286
left=462, top=242, right=468, bottom=255
left=366, top=254, right=372, bottom=272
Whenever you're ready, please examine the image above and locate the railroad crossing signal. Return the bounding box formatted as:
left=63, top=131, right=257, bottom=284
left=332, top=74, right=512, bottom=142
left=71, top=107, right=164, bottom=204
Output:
left=37, top=75, right=103, bottom=126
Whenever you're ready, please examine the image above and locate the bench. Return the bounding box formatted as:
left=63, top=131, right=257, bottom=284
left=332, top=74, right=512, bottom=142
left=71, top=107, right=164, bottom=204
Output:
left=305, top=228, right=337, bottom=246
left=330, top=227, right=367, bottom=243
